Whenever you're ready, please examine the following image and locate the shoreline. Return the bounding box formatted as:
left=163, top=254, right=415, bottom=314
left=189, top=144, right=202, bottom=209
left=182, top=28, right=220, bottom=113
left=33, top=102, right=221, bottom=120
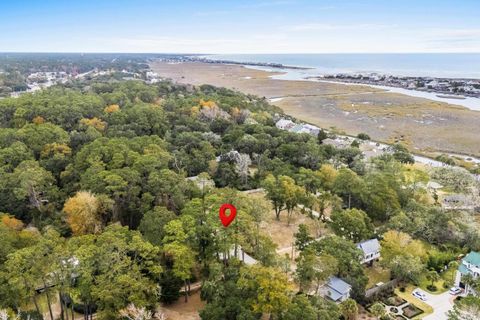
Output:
left=182, top=56, right=312, bottom=70
left=242, top=65, right=480, bottom=111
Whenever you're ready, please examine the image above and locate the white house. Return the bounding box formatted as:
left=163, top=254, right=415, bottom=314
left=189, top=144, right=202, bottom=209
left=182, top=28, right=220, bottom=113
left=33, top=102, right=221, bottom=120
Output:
left=319, top=277, right=352, bottom=303
left=275, top=119, right=295, bottom=130
left=357, top=239, right=381, bottom=265
left=455, top=251, right=480, bottom=291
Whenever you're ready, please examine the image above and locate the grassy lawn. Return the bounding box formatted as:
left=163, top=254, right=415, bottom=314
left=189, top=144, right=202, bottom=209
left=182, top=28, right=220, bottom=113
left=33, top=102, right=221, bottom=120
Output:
left=395, top=285, right=433, bottom=319
left=418, top=268, right=456, bottom=294
left=365, top=264, right=391, bottom=289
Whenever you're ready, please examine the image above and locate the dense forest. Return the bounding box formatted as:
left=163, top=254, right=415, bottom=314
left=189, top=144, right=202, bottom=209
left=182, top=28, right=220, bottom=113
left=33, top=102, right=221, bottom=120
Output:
left=0, top=72, right=479, bottom=320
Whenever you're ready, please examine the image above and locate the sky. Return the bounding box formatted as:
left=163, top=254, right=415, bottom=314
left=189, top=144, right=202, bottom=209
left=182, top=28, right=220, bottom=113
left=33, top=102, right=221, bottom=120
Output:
left=1, top=0, right=479, bottom=53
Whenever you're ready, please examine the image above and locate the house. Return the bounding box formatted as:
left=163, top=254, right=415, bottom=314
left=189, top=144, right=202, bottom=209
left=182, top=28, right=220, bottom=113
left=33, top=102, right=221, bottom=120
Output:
left=455, top=251, right=480, bottom=291
left=299, top=124, right=320, bottom=136
left=219, top=245, right=257, bottom=266
left=275, top=119, right=295, bottom=130
left=319, top=277, right=352, bottom=303
left=357, top=239, right=381, bottom=265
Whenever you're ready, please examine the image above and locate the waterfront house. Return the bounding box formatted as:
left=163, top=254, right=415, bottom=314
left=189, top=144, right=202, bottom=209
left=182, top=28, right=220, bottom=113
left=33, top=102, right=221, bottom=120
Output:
left=357, top=239, right=381, bottom=265
left=455, top=251, right=480, bottom=292
left=319, top=277, right=352, bottom=303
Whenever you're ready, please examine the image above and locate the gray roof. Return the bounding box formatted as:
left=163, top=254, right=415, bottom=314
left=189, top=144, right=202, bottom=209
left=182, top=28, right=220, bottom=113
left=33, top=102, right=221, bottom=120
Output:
left=328, top=277, right=351, bottom=295
left=357, top=239, right=380, bottom=255
left=327, top=288, right=344, bottom=302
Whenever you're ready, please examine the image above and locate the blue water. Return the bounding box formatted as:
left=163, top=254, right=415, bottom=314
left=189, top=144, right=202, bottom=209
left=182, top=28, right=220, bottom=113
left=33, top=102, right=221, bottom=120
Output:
left=206, top=53, right=480, bottom=79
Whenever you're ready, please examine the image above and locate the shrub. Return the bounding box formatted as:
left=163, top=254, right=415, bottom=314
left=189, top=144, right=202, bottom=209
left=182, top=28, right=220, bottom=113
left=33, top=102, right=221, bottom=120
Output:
left=357, top=133, right=370, bottom=140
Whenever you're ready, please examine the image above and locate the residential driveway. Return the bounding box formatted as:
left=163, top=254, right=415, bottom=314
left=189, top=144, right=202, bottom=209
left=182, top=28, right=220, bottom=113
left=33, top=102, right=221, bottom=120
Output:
left=422, top=290, right=456, bottom=320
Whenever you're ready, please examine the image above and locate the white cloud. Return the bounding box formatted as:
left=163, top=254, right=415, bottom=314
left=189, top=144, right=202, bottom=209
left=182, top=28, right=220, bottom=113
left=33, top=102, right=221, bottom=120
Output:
left=284, top=23, right=398, bottom=32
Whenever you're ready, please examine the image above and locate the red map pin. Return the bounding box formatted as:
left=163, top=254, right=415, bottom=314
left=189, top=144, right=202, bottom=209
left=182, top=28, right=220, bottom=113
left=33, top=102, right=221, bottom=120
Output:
left=219, top=203, right=236, bottom=227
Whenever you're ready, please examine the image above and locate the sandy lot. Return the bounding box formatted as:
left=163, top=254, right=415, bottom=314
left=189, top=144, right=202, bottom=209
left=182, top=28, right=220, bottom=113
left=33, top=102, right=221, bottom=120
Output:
left=151, top=61, right=480, bottom=157
left=161, top=291, right=204, bottom=320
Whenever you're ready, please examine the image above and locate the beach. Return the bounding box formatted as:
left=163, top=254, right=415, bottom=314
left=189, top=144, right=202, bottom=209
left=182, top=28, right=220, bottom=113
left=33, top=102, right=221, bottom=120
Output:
left=150, top=61, right=480, bottom=157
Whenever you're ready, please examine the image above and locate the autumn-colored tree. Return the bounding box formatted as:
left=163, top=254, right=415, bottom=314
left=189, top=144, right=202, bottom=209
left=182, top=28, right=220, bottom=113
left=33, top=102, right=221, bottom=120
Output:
left=40, top=143, right=72, bottom=158
left=80, top=117, right=107, bottom=132
left=63, top=191, right=112, bottom=235
left=32, top=116, right=45, bottom=124
left=0, top=214, right=24, bottom=231
left=381, top=230, right=427, bottom=263
left=104, top=104, right=120, bottom=113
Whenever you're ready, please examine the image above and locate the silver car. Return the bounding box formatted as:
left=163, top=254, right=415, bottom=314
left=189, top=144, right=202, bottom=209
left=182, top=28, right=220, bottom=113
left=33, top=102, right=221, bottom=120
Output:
left=412, top=289, right=427, bottom=301
left=449, top=287, right=462, bottom=295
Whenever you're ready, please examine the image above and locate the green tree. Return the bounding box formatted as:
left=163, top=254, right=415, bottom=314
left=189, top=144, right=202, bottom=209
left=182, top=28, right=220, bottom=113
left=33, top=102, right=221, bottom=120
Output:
left=317, top=129, right=328, bottom=144
left=340, top=298, right=358, bottom=320
left=262, top=174, right=287, bottom=221
left=139, top=206, right=176, bottom=246
left=448, top=296, right=480, bottom=320
left=163, top=220, right=195, bottom=302
left=238, top=264, right=292, bottom=319
left=333, top=168, right=363, bottom=209
left=390, top=255, right=424, bottom=284
left=73, top=225, right=162, bottom=320
left=426, top=269, right=440, bottom=288
left=330, top=208, right=373, bottom=242
left=295, top=248, right=338, bottom=294
left=294, top=224, right=313, bottom=251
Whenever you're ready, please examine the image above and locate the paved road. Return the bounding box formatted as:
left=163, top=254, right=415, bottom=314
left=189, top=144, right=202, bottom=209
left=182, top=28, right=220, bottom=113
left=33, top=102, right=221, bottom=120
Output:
left=421, top=290, right=456, bottom=320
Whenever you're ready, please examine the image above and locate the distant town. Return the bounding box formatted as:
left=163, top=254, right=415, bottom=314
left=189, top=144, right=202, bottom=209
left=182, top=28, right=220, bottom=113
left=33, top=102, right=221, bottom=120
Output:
left=161, top=55, right=311, bottom=70
left=314, top=73, right=480, bottom=98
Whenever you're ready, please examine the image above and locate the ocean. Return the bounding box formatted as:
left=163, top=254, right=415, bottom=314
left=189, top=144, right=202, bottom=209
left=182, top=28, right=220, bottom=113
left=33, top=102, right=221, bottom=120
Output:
left=206, top=53, right=480, bottom=79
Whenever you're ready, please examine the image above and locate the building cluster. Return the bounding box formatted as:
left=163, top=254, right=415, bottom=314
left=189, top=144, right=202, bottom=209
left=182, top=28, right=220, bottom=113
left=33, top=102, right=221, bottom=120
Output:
left=318, top=238, right=381, bottom=303
left=145, top=71, right=162, bottom=84
left=321, top=73, right=480, bottom=97
left=9, top=71, right=70, bottom=97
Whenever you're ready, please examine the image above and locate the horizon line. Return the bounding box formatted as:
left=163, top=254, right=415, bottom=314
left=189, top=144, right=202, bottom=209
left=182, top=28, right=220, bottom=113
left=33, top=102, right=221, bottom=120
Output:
left=1, top=51, right=480, bottom=55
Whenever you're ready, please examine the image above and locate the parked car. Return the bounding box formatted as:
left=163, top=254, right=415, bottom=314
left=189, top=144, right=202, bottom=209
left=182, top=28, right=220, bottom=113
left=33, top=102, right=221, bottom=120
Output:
left=412, top=289, right=427, bottom=301
left=449, top=287, right=462, bottom=295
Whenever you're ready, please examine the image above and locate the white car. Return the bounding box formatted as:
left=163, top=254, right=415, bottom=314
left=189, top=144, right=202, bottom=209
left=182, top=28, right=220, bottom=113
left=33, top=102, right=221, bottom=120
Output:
left=449, top=287, right=462, bottom=295
left=412, top=289, right=427, bottom=301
